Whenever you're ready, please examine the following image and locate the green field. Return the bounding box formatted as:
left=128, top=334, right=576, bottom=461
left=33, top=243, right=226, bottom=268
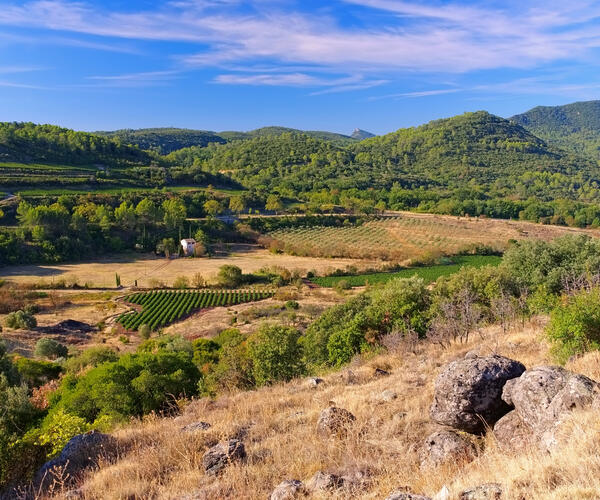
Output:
left=310, top=255, right=502, bottom=288
left=117, top=289, right=274, bottom=331
left=16, top=185, right=247, bottom=197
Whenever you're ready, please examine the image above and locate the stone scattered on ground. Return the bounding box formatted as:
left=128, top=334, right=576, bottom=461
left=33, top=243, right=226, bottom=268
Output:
left=316, top=406, right=356, bottom=438
left=378, top=389, right=398, bottom=402
left=270, top=479, right=306, bottom=500
left=385, top=491, right=432, bottom=500
left=181, top=421, right=211, bottom=433
left=34, top=431, right=117, bottom=490
left=420, top=430, right=477, bottom=468
left=202, top=439, right=246, bottom=476
left=306, top=377, right=324, bottom=388
left=459, top=483, right=503, bottom=500
left=430, top=354, right=526, bottom=434
left=305, top=470, right=343, bottom=492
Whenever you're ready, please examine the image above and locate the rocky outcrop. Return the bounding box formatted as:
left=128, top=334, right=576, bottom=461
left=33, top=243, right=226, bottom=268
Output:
left=202, top=439, right=246, bottom=475
left=316, top=407, right=356, bottom=437
left=498, top=366, right=600, bottom=450
left=420, top=430, right=476, bottom=468
left=430, top=355, right=525, bottom=434
left=270, top=479, right=306, bottom=500
left=459, top=483, right=502, bottom=499
left=34, top=431, right=117, bottom=489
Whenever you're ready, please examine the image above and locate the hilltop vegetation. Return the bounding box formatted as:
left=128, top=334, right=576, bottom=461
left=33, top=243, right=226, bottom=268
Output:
left=0, top=122, right=152, bottom=166
left=96, top=128, right=227, bottom=154
left=511, top=100, right=600, bottom=161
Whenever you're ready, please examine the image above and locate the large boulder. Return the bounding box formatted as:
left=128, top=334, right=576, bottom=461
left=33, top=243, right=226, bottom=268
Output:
left=492, top=411, right=531, bottom=451
left=500, top=366, right=600, bottom=450
left=34, top=431, right=117, bottom=489
left=420, top=430, right=476, bottom=468
left=202, top=439, right=246, bottom=475
left=316, top=407, right=356, bottom=438
left=430, top=355, right=526, bottom=434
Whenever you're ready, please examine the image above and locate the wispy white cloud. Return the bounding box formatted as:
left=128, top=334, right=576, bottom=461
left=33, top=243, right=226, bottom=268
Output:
left=84, top=70, right=180, bottom=87
left=369, top=88, right=462, bottom=100
left=1, top=0, right=600, bottom=91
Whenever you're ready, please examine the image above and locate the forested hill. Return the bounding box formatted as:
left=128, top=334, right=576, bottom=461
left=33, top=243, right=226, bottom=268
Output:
left=511, top=100, right=600, bottom=161
left=95, top=128, right=226, bottom=154
left=0, top=122, right=153, bottom=166
left=177, top=111, right=597, bottom=194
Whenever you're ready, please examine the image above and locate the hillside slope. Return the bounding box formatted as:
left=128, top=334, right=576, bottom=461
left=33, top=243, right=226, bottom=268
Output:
left=0, top=122, right=152, bottom=166
left=183, top=111, right=598, bottom=194
left=511, top=100, right=600, bottom=161
left=65, top=321, right=600, bottom=499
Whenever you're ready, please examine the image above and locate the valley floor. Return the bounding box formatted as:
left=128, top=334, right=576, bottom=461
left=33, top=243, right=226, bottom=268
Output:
left=68, top=319, right=600, bottom=499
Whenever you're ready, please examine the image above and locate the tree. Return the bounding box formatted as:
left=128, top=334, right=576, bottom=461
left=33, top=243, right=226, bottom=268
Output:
left=162, top=199, right=187, bottom=230
left=265, top=194, right=283, bottom=214
left=135, top=198, right=159, bottom=224
left=5, top=310, right=37, bottom=330
left=203, top=199, right=222, bottom=218
left=229, top=196, right=245, bottom=215
left=114, top=202, right=136, bottom=230
left=217, top=265, right=243, bottom=287
left=248, top=325, right=305, bottom=386
left=157, top=238, right=177, bottom=258
left=34, top=338, right=68, bottom=360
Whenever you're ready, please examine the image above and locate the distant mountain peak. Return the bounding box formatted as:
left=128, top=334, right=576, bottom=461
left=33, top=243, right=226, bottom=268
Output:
left=351, top=128, right=376, bottom=140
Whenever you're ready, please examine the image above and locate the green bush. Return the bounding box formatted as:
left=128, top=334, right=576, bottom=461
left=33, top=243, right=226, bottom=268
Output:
left=217, top=265, right=243, bottom=288
left=546, top=288, right=600, bottom=364
left=63, top=346, right=118, bottom=373
left=284, top=300, right=299, bottom=310
left=192, top=338, right=221, bottom=370
left=248, top=325, right=305, bottom=386
left=4, top=310, right=37, bottom=329
left=51, top=350, right=201, bottom=422
left=34, top=338, right=68, bottom=360
left=14, top=357, right=62, bottom=388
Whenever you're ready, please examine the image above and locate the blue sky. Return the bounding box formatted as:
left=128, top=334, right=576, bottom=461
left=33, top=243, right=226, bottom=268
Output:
left=1, top=0, right=600, bottom=135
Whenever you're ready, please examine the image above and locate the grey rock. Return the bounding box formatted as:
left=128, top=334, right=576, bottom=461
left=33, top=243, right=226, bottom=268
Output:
left=316, top=406, right=356, bottom=437
left=379, top=389, right=398, bottom=402
left=34, top=431, right=117, bottom=489
left=493, top=411, right=531, bottom=451
left=385, top=492, right=432, bottom=500
left=270, top=479, right=306, bottom=500
left=305, top=470, right=343, bottom=491
left=501, top=366, right=570, bottom=430
left=430, top=355, right=525, bottom=434
left=182, top=421, right=211, bottom=433
left=459, top=483, right=503, bottom=499
left=306, top=377, right=324, bottom=388
left=202, top=439, right=246, bottom=475
left=420, top=430, right=476, bottom=468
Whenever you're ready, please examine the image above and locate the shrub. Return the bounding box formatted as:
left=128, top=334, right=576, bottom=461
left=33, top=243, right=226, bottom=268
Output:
left=248, top=325, right=305, bottom=386
left=63, top=346, right=118, bottom=373
left=4, top=310, right=37, bottom=329
left=217, top=265, right=243, bottom=288
left=34, top=338, right=68, bottom=360
left=52, top=350, right=201, bottom=422
left=284, top=300, right=299, bottom=310
left=14, top=357, right=62, bottom=388
left=546, top=287, right=600, bottom=364
left=173, top=276, right=189, bottom=289
left=139, top=324, right=151, bottom=339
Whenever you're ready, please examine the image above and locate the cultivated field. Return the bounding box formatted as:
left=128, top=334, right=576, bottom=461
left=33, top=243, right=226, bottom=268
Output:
left=268, top=213, right=598, bottom=260
left=0, top=244, right=381, bottom=288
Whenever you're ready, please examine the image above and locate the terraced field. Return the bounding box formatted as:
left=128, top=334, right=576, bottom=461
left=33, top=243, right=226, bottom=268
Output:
left=117, top=289, right=274, bottom=331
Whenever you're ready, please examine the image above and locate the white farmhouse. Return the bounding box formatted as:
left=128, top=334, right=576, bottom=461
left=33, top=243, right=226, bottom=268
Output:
left=180, top=238, right=196, bottom=256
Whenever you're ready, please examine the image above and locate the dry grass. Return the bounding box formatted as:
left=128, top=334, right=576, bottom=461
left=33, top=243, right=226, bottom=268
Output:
left=0, top=244, right=381, bottom=289
left=44, top=319, right=600, bottom=500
